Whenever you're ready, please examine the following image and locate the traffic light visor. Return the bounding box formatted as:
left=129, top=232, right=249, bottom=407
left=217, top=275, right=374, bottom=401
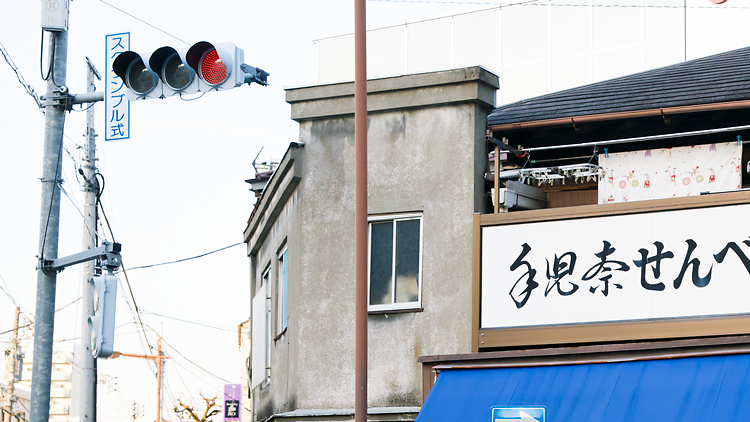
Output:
left=113, top=51, right=158, bottom=96
left=150, top=46, right=195, bottom=91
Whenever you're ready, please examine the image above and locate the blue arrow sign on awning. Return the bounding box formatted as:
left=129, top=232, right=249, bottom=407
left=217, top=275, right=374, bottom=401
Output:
left=491, top=406, right=546, bottom=422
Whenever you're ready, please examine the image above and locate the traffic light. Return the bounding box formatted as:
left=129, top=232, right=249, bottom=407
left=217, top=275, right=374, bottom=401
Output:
left=112, top=41, right=268, bottom=101
left=89, top=274, right=118, bottom=358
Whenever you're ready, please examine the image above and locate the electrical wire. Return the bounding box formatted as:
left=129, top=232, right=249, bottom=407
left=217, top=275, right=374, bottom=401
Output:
left=168, top=356, right=197, bottom=402
left=0, top=271, right=24, bottom=311
left=178, top=92, right=206, bottom=101
left=97, top=0, right=190, bottom=45
left=59, top=185, right=101, bottom=244
left=0, top=295, right=78, bottom=336
left=39, top=30, right=63, bottom=89
left=39, top=110, right=66, bottom=263
left=158, top=336, right=231, bottom=384
left=168, top=358, right=223, bottom=391
left=124, top=242, right=244, bottom=272
left=97, top=194, right=155, bottom=356
left=0, top=41, right=44, bottom=114
left=71, top=102, right=96, bottom=113
left=139, top=311, right=237, bottom=333
left=367, top=0, right=750, bottom=8
left=39, top=30, right=52, bottom=82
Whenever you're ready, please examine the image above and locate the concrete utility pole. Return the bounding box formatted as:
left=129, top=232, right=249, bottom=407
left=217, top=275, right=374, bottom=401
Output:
left=3, top=307, right=21, bottom=422
left=78, top=57, right=102, bottom=422
left=31, top=28, right=69, bottom=422
left=354, top=0, right=368, bottom=421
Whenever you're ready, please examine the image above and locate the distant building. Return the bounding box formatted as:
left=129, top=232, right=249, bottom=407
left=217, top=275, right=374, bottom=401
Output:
left=314, top=0, right=750, bottom=106
left=238, top=320, right=252, bottom=422
left=18, top=342, right=73, bottom=422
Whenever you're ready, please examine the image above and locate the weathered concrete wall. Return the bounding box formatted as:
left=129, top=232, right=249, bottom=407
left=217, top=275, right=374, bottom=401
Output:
left=291, top=67, right=497, bottom=410
left=247, top=67, right=498, bottom=420
left=245, top=146, right=304, bottom=421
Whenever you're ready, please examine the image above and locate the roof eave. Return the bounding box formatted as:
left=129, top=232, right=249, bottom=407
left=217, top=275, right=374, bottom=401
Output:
left=489, top=99, right=750, bottom=133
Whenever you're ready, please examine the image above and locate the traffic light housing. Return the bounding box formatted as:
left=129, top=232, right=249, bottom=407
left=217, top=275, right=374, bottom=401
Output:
left=112, top=41, right=268, bottom=100
left=89, top=274, right=118, bottom=358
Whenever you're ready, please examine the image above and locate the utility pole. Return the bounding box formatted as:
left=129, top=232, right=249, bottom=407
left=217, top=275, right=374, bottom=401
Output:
left=3, top=307, right=21, bottom=422
left=354, top=0, right=368, bottom=421
left=109, top=339, right=169, bottom=422
left=78, top=57, right=102, bottom=422
left=31, top=26, right=69, bottom=422
left=32, top=18, right=107, bottom=422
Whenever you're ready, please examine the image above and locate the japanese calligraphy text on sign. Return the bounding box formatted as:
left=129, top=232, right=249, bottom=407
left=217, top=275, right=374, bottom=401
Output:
left=481, top=203, right=750, bottom=329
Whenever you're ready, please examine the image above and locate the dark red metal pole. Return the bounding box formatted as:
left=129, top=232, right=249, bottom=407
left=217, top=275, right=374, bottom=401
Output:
left=354, top=0, right=368, bottom=421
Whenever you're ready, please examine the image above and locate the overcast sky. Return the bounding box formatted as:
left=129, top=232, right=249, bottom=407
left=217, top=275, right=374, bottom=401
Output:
left=0, top=1, right=496, bottom=421
left=3, top=1, right=749, bottom=421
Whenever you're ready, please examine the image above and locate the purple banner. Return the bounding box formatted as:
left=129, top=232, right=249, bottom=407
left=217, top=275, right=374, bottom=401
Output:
left=223, top=384, right=241, bottom=421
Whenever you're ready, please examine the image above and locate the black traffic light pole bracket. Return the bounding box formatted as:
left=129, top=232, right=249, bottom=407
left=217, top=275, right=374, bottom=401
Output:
left=38, top=241, right=122, bottom=275
left=241, top=64, right=270, bottom=86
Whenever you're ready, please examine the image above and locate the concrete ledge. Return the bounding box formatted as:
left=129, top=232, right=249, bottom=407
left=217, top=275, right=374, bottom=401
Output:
left=286, top=66, right=499, bottom=122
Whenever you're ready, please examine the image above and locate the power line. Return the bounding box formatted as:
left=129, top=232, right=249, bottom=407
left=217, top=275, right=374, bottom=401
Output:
left=0, top=271, right=23, bottom=310
left=97, top=198, right=155, bottom=356
left=158, top=336, right=230, bottom=384
left=0, top=297, right=81, bottom=336
left=0, top=41, right=45, bottom=114
left=139, top=310, right=237, bottom=333
left=367, top=0, right=750, bottom=8
left=97, top=0, right=190, bottom=45
left=123, top=243, right=244, bottom=272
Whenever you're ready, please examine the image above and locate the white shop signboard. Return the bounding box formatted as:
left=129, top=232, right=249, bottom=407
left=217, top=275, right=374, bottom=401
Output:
left=481, top=203, right=750, bottom=330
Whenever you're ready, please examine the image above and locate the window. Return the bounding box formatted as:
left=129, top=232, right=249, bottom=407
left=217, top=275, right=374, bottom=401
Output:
left=262, top=266, right=271, bottom=383
left=277, top=247, right=288, bottom=335
left=368, top=214, right=423, bottom=311
left=251, top=265, right=272, bottom=388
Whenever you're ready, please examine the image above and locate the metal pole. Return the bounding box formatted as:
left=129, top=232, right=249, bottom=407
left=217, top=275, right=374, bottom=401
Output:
left=31, top=28, right=68, bottom=422
left=79, top=58, right=101, bottom=422
left=354, top=0, right=368, bottom=421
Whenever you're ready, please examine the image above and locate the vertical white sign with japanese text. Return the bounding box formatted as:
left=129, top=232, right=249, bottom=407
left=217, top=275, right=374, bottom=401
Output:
left=105, top=33, right=130, bottom=141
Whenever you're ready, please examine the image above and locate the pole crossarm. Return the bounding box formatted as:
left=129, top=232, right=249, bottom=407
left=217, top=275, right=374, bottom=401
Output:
left=40, top=90, right=104, bottom=109
left=41, top=242, right=122, bottom=273
left=109, top=351, right=169, bottom=361
left=71, top=91, right=104, bottom=105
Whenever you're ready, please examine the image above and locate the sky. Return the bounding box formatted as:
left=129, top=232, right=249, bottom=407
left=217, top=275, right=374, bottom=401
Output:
left=3, top=1, right=749, bottom=421
left=0, top=1, right=497, bottom=421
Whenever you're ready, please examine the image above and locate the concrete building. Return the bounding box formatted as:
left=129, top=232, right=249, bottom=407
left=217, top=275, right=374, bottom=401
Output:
left=417, top=45, right=750, bottom=421
left=244, top=66, right=498, bottom=421
left=245, top=41, right=750, bottom=420
left=18, top=343, right=73, bottom=422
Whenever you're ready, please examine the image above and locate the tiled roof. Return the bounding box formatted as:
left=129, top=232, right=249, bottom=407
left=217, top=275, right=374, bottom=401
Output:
left=488, top=46, right=750, bottom=127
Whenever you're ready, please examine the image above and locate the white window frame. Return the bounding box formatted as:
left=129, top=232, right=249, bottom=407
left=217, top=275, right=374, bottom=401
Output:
left=276, top=246, right=288, bottom=335
left=261, top=265, right=271, bottom=385
left=251, top=264, right=271, bottom=389
left=367, top=213, right=423, bottom=312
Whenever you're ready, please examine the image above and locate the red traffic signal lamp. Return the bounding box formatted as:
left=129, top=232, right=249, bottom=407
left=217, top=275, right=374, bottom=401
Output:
left=112, top=41, right=268, bottom=100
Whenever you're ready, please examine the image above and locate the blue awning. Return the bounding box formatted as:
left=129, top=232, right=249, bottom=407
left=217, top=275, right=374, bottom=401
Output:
left=416, top=353, right=750, bottom=421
